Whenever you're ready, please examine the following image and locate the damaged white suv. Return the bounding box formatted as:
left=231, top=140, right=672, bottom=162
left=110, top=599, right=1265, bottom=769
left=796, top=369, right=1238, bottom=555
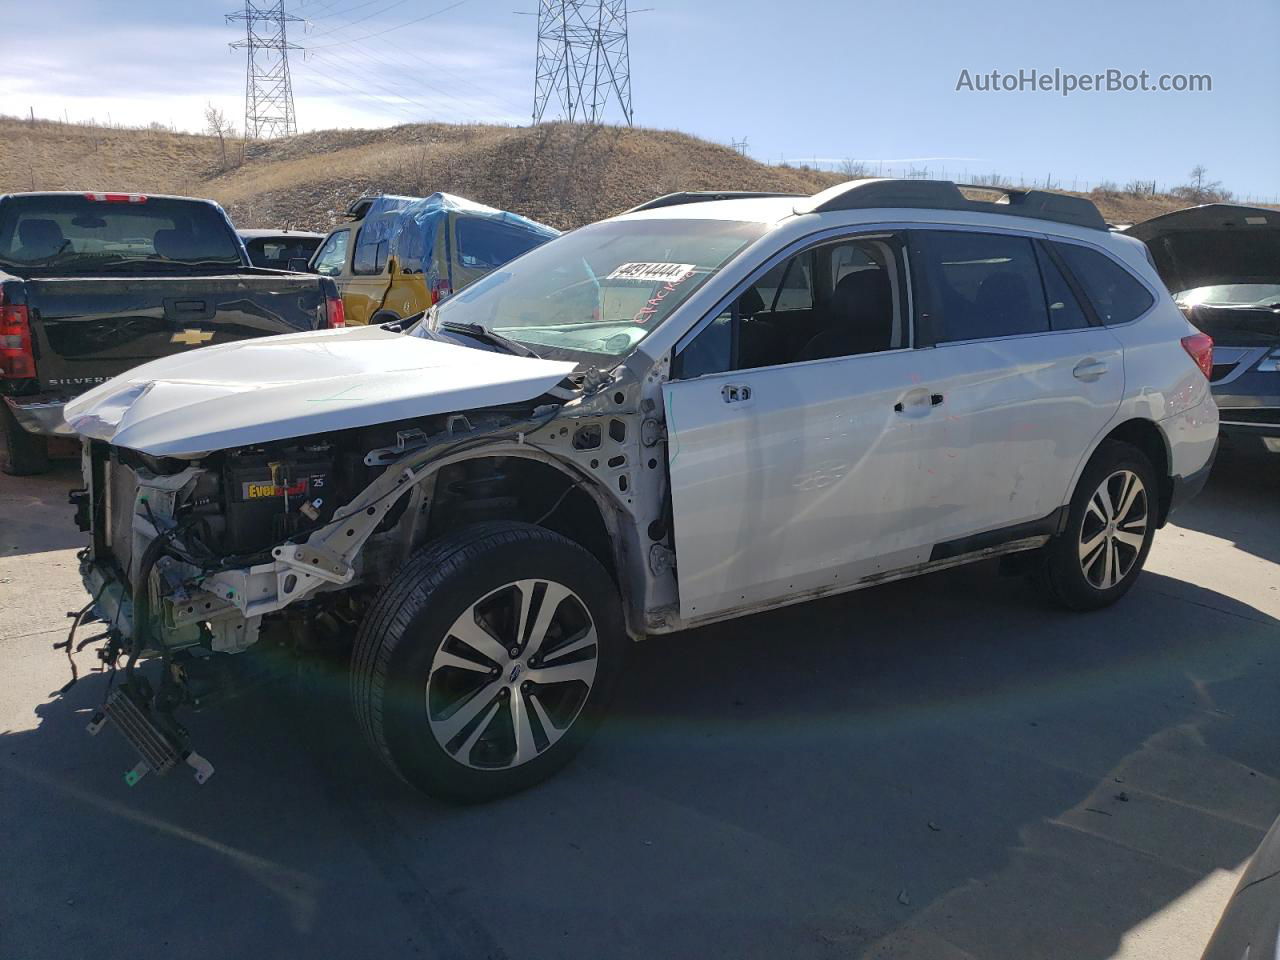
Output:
left=65, top=180, right=1218, bottom=799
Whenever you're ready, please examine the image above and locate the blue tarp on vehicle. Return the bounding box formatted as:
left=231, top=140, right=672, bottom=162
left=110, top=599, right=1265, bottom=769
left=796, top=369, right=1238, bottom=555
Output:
left=356, top=192, right=559, bottom=281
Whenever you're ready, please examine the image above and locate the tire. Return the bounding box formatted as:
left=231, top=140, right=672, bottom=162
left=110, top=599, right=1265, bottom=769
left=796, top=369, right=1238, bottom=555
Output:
left=351, top=521, right=625, bottom=802
left=1036, top=440, right=1158, bottom=611
left=369, top=310, right=401, bottom=327
left=1, top=402, right=51, bottom=476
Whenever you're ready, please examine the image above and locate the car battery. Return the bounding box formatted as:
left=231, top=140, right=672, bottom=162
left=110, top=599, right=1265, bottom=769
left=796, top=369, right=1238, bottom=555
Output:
left=222, top=451, right=336, bottom=554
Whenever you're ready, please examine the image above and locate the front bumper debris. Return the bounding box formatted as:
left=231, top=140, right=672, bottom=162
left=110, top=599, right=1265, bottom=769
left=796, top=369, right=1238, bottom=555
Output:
left=87, top=685, right=214, bottom=786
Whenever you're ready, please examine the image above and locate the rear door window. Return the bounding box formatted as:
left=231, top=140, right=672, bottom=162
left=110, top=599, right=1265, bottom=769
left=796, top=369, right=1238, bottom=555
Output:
left=1051, top=242, right=1155, bottom=324
left=352, top=213, right=397, bottom=275
left=911, top=231, right=1051, bottom=342
left=1034, top=243, right=1092, bottom=331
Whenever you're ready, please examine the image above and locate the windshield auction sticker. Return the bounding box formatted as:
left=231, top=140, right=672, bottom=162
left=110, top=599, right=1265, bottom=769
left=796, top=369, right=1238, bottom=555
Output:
left=607, top=262, right=697, bottom=283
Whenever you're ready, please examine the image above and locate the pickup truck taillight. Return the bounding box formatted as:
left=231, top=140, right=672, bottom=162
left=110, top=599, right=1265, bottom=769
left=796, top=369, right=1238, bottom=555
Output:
left=1180, top=332, right=1214, bottom=379
left=430, top=279, right=452, bottom=305
left=0, top=289, right=35, bottom=379
left=84, top=192, right=147, bottom=203
left=325, top=295, right=346, bottom=328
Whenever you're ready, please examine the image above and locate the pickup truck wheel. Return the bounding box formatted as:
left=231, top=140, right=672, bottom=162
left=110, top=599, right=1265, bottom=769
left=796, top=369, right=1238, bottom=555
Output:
left=351, top=521, right=625, bottom=802
left=369, top=310, right=400, bottom=326
left=1, top=403, right=51, bottom=476
left=1035, top=440, right=1156, bottom=611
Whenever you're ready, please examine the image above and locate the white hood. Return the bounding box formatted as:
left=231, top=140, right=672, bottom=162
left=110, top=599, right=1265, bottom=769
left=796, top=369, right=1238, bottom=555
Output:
left=64, top=325, right=576, bottom=457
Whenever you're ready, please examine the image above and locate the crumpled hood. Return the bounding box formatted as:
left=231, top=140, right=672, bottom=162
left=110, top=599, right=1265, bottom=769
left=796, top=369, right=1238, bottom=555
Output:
left=64, top=325, right=576, bottom=457
left=1126, top=204, right=1280, bottom=294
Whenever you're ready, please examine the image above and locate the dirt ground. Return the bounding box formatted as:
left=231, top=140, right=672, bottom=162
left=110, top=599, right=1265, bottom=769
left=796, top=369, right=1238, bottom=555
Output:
left=2, top=446, right=1279, bottom=960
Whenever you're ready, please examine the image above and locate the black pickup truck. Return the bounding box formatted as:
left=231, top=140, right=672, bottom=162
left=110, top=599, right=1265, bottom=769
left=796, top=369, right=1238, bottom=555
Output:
left=0, top=192, right=343, bottom=474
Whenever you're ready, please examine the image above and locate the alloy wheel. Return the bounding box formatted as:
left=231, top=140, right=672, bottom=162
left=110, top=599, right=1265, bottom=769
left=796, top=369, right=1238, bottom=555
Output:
left=426, top=579, right=599, bottom=770
left=1078, top=469, right=1148, bottom=590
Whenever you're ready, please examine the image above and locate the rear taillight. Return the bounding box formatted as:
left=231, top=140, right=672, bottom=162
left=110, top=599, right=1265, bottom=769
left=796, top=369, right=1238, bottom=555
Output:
left=0, top=288, right=36, bottom=379
left=325, top=295, right=346, bottom=328
left=1181, top=332, right=1213, bottom=380
left=430, top=279, right=452, bottom=305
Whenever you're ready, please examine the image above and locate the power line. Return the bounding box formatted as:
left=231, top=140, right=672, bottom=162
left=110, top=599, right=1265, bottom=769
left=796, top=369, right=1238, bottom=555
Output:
left=302, top=44, right=520, bottom=125
left=533, top=0, right=633, bottom=125
left=301, top=19, right=528, bottom=118
left=303, top=0, right=415, bottom=40
left=227, top=1, right=302, bottom=138
left=302, top=43, right=507, bottom=122
left=305, top=0, right=468, bottom=48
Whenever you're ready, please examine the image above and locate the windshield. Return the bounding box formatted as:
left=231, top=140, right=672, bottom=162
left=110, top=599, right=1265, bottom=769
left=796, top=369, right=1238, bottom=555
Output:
left=1175, top=283, right=1280, bottom=308
left=414, top=218, right=767, bottom=357
left=0, top=195, right=244, bottom=274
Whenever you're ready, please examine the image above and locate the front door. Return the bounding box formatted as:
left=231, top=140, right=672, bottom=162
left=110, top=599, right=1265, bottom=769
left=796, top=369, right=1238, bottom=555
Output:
left=664, top=233, right=941, bottom=622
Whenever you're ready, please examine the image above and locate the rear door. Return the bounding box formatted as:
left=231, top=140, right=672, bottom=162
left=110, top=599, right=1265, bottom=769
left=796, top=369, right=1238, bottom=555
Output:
left=905, top=229, right=1126, bottom=545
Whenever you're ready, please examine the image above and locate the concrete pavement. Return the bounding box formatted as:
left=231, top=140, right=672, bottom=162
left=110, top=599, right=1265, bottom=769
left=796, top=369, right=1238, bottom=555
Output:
left=2, top=450, right=1278, bottom=960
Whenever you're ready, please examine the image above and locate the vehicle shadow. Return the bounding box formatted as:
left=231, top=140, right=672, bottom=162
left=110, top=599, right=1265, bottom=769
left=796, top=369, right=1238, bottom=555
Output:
left=2, top=563, right=1277, bottom=960
left=1171, top=448, right=1280, bottom=566
left=0, top=457, right=83, bottom=556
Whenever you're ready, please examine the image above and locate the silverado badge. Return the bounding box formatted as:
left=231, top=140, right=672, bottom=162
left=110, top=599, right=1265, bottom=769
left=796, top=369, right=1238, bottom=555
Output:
left=171, top=329, right=215, bottom=346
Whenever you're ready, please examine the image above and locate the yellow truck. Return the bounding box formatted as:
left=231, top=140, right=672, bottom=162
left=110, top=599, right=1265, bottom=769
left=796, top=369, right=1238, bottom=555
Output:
left=308, top=193, right=559, bottom=325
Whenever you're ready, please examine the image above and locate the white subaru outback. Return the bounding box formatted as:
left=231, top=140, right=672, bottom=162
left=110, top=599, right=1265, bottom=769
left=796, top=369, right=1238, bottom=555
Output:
left=63, top=179, right=1218, bottom=799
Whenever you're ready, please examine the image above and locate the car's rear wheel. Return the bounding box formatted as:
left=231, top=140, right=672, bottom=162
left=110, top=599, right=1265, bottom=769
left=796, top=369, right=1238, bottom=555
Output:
left=1036, top=440, right=1157, bottom=610
left=1, top=403, right=51, bottom=476
left=351, top=521, right=625, bottom=802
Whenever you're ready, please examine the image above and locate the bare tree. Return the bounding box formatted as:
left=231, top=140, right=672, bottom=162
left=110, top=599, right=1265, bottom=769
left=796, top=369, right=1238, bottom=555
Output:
left=838, top=158, right=870, bottom=178
left=1171, top=164, right=1229, bottom=203
left=204, top=103, right=237, bottom=172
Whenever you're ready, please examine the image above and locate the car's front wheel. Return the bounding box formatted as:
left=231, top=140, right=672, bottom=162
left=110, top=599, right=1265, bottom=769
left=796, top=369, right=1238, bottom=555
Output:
left=351, top=521, right=625, bottom=801
left=1036, top=440, right=1158, bottom=610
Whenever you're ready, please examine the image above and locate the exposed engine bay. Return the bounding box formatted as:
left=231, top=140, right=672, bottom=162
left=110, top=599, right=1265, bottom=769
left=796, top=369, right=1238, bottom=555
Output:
left=64, top=374, right=662, bottom=784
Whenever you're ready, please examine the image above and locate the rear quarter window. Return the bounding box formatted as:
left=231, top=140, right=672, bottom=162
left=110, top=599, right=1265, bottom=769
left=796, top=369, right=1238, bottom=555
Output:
left=1051, top=242, right=1154, bottom=325
left=456, top=219, right=549, bottom=270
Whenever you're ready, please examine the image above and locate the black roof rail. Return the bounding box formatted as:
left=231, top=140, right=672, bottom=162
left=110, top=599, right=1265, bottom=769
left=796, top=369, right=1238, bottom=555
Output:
left=800, top=179, right=1107, bottom=231
left=625, top=191, right=803, bottom=214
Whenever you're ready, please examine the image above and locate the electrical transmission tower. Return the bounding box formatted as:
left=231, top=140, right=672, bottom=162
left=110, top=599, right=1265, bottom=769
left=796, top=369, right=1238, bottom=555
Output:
left=533, top=0, right=633, bottom=126
left=226, top=2, right=301, bottom=138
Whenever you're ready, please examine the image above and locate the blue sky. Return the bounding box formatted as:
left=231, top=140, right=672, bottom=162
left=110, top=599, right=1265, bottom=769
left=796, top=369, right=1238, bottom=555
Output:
left=2, top=0, right=1277, bottom=199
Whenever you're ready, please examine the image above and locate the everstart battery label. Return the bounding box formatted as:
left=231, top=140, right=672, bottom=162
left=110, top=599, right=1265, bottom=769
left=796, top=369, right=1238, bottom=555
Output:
left=241, top=478, right=310, bottom=500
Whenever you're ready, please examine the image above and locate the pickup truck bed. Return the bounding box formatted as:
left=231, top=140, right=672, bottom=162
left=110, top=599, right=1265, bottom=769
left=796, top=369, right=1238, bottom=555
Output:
left=0, top=192, right=342, bottom=473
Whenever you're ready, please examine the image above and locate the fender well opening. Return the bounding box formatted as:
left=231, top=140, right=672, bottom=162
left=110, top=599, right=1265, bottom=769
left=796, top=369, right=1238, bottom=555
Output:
left=1100, top=419, right=1173, bottom=526
left=425, top=456, right=616, bottom=582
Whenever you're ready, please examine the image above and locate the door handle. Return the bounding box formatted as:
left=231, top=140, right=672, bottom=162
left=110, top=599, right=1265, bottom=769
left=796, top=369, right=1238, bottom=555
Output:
left=894, top=388, right=942, bottom=414
left=1073, top=358, right=1108, bottom=381
left=721, top=384, right=752, bottom=403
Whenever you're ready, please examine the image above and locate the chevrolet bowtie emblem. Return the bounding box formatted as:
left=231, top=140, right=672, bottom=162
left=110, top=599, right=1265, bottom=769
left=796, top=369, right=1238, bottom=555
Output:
left=171, top=329, right=215, bottom=346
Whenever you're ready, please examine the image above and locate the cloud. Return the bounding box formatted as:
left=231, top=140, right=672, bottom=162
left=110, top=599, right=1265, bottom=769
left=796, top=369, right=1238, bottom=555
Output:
left=0, top=13, right=531, bottom=132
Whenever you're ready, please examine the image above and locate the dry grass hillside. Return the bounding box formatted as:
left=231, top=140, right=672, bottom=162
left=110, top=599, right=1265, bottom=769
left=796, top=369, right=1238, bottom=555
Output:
left=0, top=115, right=1240, bottom=232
